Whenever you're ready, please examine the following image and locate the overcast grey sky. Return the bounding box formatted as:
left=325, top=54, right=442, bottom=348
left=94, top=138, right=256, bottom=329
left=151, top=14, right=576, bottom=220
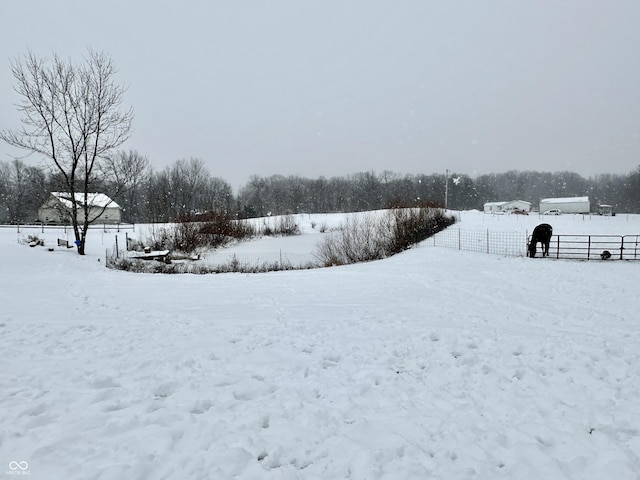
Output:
left=1, top=0, right=639, bottom=187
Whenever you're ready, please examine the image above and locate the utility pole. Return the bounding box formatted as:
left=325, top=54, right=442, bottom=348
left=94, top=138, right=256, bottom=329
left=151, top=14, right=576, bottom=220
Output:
left=445, top=169, right=449, bottom=210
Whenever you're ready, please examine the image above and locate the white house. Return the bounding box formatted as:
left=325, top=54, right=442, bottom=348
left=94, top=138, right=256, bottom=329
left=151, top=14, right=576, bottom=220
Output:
left=38, top=192, right=121, bottom=224
left=502, top=200, right=532, bottom=213
left=483, top=201, right=507, bottom=213
left=539, top=196, right=590, bottom=214
left=484, top=200, right=531, bottom=213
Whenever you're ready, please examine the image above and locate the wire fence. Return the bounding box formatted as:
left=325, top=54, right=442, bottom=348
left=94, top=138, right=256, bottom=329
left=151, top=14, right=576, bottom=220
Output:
left=1, top=223, right=135, bottom=233
left=427, top=228, right=527, bottom=257
left=427, top=228, right=640, bottom=261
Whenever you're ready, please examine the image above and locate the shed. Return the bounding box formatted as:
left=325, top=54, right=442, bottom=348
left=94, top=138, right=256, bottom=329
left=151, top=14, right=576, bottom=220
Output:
left=597, top=204, right=614, bottom=216
left=539, top=196, right=590, bottom=214
left=38, top=192, right=121, bottom=224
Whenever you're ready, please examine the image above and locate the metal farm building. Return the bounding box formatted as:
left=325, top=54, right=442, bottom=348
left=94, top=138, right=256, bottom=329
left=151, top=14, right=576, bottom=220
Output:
left=539, top=196, right=590, bottom=214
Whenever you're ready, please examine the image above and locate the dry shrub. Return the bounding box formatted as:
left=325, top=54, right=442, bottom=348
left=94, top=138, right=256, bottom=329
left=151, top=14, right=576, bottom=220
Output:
left=387, top=208, right=455, bottom=254
left=262, top=215, right=300, bottom=236
left=143, top=211, right=258, bottom=254
left=146, top=225, right=173, bottom=251
left=198, top=211, right=257, bottom=240
left=315, top=208, right=455, bottom=266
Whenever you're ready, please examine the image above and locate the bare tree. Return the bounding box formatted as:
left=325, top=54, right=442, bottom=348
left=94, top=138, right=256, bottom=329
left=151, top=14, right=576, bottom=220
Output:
left=0, top=50, right=133, bottom=254
left=146, top=170, right=174, bottom=223
left=204, top=176, right=234, bottom=213
left=0, top=159, right=47, bottom=223
left=101, top=149, right=151, bottom=222
left=170, top=158, right=209, bottom=216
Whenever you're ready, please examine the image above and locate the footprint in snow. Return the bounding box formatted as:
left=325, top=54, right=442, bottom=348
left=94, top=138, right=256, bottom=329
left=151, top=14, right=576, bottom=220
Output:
left=190, top=399, right=213, bottom=414
left=154, top=381, right=178, bottom=399
left=322, top=354, right=341, bottom=368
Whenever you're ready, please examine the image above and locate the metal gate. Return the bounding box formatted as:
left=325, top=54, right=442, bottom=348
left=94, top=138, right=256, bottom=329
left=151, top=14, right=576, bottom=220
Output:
left=528, top=234, right=640, bottom=260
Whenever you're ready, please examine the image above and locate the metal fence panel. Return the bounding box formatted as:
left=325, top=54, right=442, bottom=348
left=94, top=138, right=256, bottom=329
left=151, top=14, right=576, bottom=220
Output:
left=622, top=235, right=640, bottom=260
left=429, top=228, right=527, bottom=257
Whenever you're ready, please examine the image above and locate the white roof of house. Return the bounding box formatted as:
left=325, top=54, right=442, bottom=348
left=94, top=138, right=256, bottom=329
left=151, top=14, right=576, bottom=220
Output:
left=540, top=196, right=589, bottom=204
left=484, top=200, right=531, bottom=207
left=51, top=192, right=120, bottom=209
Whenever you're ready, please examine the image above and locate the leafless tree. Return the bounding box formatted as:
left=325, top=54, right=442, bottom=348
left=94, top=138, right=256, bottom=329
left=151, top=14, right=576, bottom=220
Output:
left=0, top=50, right=133, bottom=254
left=101, top=149, right=151, bottom=221
left=0, top=159, right=47, bottom=223
left=170, top=158, right=209, bottom=216
left=143, top=158, right=234, bottom=222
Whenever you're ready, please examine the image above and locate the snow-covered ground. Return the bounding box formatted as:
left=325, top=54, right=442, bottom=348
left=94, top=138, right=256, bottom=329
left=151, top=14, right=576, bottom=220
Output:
left=2, top=211, right=640, bottom=479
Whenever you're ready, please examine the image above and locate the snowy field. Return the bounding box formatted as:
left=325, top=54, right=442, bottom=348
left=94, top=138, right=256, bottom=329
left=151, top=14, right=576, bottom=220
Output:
left=2, top=211, right=640, bottom=479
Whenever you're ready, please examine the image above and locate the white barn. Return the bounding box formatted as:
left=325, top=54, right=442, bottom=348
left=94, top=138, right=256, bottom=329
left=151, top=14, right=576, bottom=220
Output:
left=539, top=196, right=590, bottom=214
left=38, top=192, right=121, bottom=224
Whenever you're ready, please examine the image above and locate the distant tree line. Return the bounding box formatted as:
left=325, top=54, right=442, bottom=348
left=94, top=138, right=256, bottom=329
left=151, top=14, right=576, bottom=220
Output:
left=237, top=168, right=640, bottom=216
left=1, top=158, right=639, bottom=224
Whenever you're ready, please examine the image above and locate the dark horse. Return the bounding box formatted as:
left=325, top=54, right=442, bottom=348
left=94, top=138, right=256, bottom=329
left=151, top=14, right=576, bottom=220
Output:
left=528, top=223, right=553, bottom=258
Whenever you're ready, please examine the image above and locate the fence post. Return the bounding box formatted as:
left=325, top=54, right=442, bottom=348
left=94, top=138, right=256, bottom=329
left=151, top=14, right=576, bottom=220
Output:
left=486, top=229, right=490, bottom=254
left=458, top=229, right=461, bottom=250
left=587, top=235, right=591, bottom=260
left=620, top=236, right=625, bottom=260
left=115, top=235, right=119, bottom=258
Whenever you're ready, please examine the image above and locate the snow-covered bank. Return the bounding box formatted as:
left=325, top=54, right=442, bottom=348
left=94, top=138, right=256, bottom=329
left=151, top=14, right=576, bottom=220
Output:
left=1, top=211, right=640, bottom=479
